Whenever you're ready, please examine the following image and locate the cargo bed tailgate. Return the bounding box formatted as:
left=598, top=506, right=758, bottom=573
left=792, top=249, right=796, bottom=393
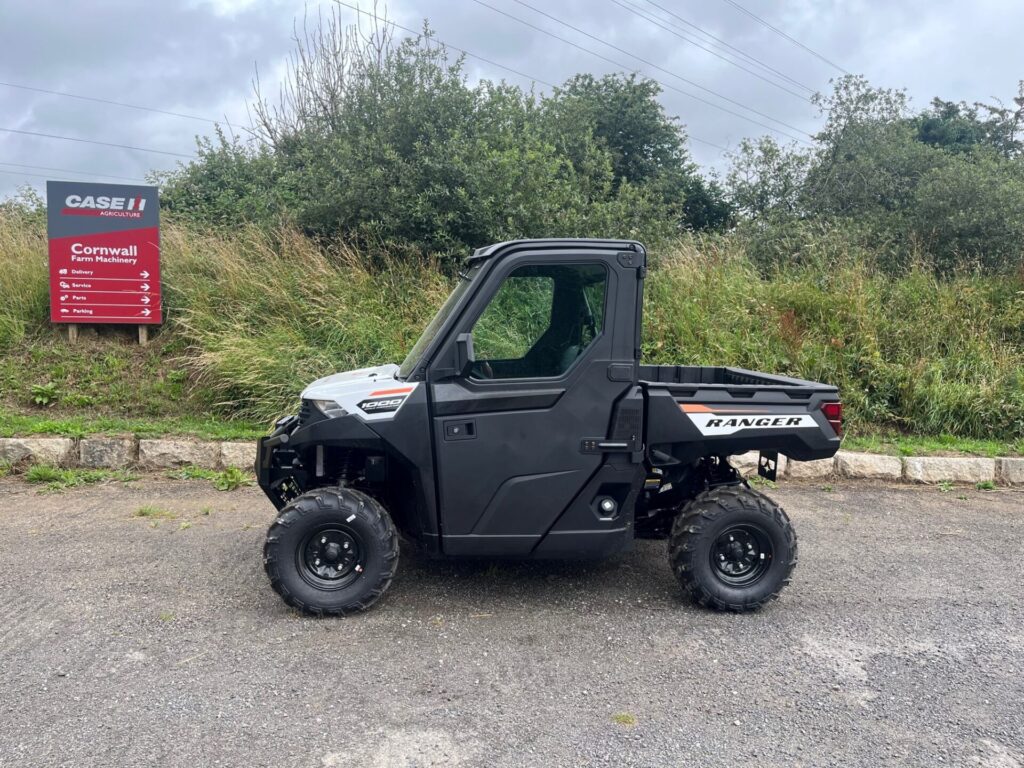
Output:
left=640, top=367, right=841, bottom=463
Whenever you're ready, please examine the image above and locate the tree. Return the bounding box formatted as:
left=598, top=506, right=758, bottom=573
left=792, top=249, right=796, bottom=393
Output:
left=914, top=88, right=1024, bottom=157
left=542, top=73, right=731, bottom=231
left=909, top=151, right=1024, bottom=273
left=161, top=7, right=729, bottom=259
left=802, top=76, right=928, bottom=221
left=724, top=137, right=809, bottom=221
left=723, top=75, right=1024, bottom=274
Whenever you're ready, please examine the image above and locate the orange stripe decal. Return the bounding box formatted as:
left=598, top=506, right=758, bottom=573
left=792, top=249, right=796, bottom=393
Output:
left=680, top=403, right=716, bottom=413
left=679, top=403, right=761, bottom=414
left=369, top=387, right=414, bottom=397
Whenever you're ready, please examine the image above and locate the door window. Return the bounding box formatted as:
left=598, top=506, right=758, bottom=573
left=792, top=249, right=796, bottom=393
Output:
left=470, top=263, right=607, bottom=380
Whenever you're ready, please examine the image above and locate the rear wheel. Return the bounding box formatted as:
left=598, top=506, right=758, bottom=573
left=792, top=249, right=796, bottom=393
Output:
left=668, top=485, right=797, bottom=612
left=264, top=487, right=399, bottom=616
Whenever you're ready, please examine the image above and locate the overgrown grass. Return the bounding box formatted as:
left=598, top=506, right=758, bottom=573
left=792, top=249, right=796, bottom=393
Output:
left=165, top=465, right=252, bottom=490
left=164, top=225, right=452, bottom=418
left=2, top=213, right=1022, bottom=441
left=1, top=223, right=450, bottom=422
left=0, top=332, right=191, bottom=414
left=643, top=238, right=1024, bottom=440
left=25, top=465, right=138, bottom=491
left=0, top=209, right=48, bottom=352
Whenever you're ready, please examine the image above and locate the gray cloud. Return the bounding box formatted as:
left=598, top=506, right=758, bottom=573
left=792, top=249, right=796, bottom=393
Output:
left=0, top=0, right=301, bottom=197
left=2, top=0, right=1022, bottom=199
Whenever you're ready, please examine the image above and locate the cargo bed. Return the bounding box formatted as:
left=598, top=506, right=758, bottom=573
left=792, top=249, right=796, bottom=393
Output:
left=638, top=365, right=833, bottom=392
left=639, top=366, right=841, bottom=463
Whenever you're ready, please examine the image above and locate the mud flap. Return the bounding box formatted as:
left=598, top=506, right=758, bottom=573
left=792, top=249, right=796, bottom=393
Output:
left=758, top=451, right=779, bottom=482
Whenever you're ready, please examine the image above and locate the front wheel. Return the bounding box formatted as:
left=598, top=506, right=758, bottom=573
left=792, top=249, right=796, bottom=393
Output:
left=668, top=485, right=797, bottom=612
left=263, top=487, right=399, bottom=616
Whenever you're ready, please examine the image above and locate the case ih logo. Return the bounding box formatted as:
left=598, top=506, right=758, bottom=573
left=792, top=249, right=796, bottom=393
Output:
left=63, top=194, right=147, bottom=218
left=357, top=387, right=413, bottom=414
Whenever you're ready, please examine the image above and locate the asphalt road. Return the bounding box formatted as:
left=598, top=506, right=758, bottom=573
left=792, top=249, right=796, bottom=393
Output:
left=0, top=477, right=1022, bottom=768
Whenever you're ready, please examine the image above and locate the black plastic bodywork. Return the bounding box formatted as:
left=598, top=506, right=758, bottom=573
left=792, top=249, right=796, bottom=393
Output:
left=256, top=239, right=841, bottom=560
left=640, top=366, right=841, bottom=463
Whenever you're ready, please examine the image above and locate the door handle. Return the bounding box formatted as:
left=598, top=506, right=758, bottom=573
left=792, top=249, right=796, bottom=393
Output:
left=443, top=419, right=476, bottom=441
left=580, top=438, right=631, bottom=454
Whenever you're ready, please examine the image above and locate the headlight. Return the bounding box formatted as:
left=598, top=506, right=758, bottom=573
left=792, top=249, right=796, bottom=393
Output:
left=312, top=399, right=348, bottom=418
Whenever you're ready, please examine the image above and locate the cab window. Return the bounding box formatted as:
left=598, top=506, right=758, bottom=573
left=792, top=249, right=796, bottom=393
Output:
left=469, top=263, right=607, bottom=380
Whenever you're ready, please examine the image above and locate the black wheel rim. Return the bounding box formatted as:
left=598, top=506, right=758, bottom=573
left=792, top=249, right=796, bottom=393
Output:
left=298, top=525, right=365, bottom=590
left=710, top=524, right=773, bottom=586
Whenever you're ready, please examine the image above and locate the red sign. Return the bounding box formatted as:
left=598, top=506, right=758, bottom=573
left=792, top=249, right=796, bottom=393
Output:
left=47, top=181, right=161, bottom=325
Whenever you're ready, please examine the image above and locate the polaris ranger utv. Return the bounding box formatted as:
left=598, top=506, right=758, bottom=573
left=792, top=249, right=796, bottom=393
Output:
left=257, top=239, right=842, bottom=616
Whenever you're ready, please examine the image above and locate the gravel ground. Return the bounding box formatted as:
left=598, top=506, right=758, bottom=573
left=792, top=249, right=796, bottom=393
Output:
left=0, top=477, right=1022, bottom=767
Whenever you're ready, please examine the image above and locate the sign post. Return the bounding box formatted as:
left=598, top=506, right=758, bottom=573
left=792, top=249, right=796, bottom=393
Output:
left=46, top=181, right=161, bottom=343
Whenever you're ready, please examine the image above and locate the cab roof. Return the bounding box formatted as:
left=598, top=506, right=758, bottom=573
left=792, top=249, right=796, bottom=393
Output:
left=468, top=238, right=645, bottom=263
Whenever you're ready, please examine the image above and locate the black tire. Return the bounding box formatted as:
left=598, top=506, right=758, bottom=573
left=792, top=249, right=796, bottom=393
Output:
left=263, top=486, right=399, bottom=616
left=668, top=485, right=797, bottom=612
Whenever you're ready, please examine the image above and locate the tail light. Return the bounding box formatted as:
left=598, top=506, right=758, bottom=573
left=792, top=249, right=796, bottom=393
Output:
left=821, top=401, right=843, bottom=437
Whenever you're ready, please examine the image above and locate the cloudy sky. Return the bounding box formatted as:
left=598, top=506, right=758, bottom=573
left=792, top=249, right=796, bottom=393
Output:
left=2, top=0, right=1022, bottom=201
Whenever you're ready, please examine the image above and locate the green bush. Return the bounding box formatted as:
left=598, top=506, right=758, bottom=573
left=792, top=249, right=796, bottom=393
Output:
left=724, top=77, right=1024, bottom=275
left=159, top=14, right=725, bottom=260
left=642, top=237, right=1024, bottom=439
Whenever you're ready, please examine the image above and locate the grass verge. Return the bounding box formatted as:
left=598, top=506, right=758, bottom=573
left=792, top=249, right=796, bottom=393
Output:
left=0, top=410, right=265, bottom=440
left=843, top=432, right=1024, bottom=458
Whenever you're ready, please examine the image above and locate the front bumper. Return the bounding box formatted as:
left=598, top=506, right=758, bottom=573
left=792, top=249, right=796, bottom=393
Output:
left=255, top=414, right=302, bottom=509
left=255, top=406, right=388, bottom=510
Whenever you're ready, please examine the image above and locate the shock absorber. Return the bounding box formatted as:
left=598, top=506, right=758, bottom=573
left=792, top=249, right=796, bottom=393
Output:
left=336, top=450, right=362, bottom=485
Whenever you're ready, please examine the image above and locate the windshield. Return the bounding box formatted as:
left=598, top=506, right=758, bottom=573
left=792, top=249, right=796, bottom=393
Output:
left=398, top=264, right=479, bottom=379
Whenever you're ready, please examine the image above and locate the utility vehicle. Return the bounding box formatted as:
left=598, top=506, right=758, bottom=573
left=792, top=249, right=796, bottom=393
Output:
left=257, top=239, right=842, bottom=615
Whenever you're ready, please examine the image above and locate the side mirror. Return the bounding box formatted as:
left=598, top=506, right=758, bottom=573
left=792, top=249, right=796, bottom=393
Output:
left=455, top=332, right=475, bottom=376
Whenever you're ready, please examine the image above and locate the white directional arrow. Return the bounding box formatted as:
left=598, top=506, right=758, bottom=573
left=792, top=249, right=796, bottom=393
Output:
left=140, top=283, right=150, bottom=291
left=140, top=307, right=151, bottom=317
left=140, top=270, right=150, bottom=279
left=140, top=295, right=151, bottom=305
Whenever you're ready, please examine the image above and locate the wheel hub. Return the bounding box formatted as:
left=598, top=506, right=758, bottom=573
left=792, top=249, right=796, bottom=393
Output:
left=711, top=524, right=773, bottom=586
left=303, top=528, right=360, bottom=581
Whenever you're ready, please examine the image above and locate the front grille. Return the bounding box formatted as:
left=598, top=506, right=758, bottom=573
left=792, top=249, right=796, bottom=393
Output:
left=298, top=399, right=314, bottom=428
left=297, top=399, right=330, bottom=428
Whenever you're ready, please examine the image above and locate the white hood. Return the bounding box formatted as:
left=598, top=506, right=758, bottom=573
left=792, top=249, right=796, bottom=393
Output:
left=301, top=364, right=417, bottom=421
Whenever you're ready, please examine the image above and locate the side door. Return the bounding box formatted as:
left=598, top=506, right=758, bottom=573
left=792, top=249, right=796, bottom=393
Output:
left=429, top=251, right=637, bottom=555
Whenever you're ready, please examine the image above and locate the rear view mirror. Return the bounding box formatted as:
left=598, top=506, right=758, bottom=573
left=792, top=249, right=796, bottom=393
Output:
left=455, top=332, right=475, bottom=375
